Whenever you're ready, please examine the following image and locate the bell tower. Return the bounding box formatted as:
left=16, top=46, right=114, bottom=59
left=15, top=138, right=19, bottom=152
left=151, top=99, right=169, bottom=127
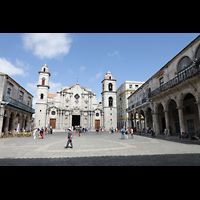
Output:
left=35, top=64, right=50, bottom=128
left=101, top=71, right=117, bottom=131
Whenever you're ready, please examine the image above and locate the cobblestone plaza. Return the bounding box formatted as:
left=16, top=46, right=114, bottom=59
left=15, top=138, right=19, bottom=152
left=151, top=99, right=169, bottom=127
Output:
left=0, top=132, right=200, bottom=166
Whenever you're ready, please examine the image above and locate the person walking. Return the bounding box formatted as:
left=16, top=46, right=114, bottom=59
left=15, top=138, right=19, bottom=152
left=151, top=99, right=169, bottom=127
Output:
left=73, top=127, right=76, bottom=136
left=164, top=127, right=168, bottom=137
left=121, top=128, right=125, bottom=139
left=39, top=127, right=44, bottom=139
left=33, top=128, right=37, bottom=139
left=130, top=128, right=134, bottom=139
left=65, top=128, right=73, bottom=148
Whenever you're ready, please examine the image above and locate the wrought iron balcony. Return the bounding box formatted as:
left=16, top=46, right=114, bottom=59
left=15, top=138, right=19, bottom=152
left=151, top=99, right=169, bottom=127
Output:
left=149, top=63, right=200, bottom=98
left=3, top=97, right=35, bottom=114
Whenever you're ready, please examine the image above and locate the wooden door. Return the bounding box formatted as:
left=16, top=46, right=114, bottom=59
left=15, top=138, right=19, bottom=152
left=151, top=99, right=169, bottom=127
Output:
left=50, top=119, right=56, bottom=129
left=95, top=120, right=100, bottom=129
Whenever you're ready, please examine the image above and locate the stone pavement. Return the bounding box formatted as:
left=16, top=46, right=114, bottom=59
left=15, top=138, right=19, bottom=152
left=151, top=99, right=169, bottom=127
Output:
left=0, top=131, right=200, bottom=166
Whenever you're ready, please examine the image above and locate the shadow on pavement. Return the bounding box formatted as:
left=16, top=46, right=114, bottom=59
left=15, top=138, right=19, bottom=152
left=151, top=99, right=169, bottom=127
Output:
left=134, top=132, right=200, bottom=146
left=1, top=153, right=200, bottom=166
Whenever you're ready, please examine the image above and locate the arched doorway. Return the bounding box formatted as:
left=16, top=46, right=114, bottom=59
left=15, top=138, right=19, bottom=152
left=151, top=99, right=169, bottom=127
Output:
left=183, top=93, right=200, bottom=134
left=158, top=104, right=165, bottom=134
left=8, top=112, right=16, bottom=132
left=146, top=107, right=153, bottom=128
left=168, top=100, right=179, bottom=135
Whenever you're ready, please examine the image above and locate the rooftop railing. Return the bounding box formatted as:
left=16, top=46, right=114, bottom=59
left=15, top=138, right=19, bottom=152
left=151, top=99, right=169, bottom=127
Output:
left=149, top=63, right=200, bottom=98
left=3, top=96, right=35, bottom=114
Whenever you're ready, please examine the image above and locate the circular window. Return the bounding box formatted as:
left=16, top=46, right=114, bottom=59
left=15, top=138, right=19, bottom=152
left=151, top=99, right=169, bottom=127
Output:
left=51, top=111, right=56, bottom=115
left=96, top=113, right=99, bottom=116
left=74, top=94, right=80, bottom=100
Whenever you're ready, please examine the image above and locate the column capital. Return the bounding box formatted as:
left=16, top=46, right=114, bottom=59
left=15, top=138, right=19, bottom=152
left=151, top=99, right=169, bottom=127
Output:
left=177, top=106, right=184, bottom=110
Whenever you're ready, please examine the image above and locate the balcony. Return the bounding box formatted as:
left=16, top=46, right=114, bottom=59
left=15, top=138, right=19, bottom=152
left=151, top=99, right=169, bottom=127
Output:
left=3, top=97, right=35, bottom=114
left=149, top=63, right=200, bottom=98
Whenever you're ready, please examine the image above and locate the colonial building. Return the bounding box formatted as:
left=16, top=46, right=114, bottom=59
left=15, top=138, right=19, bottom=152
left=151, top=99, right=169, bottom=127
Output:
left=117, top=81, right=144, bottom=129
left=126, top=35, right=200, bottom=136
left=35, top=66, right=117, bottom=131
left=0, top=72, right=35, bottom=135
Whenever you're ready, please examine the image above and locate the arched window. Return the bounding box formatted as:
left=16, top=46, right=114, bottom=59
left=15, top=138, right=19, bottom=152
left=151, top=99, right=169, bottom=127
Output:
left=177, top=56, right=192, bottom=72
left=109, top=97, right=113, bottom=107
left=196, top=45, right=200, bottom=60
left=108, top=83, right=113, bottom=91
left=42, top=77, right=45, bottom=85
left=40, top=94, right=44, bottom=99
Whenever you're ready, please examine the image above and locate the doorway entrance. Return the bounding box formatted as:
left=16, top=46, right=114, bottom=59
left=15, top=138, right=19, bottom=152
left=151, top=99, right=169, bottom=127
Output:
left=95, top=120, right=100, bottom=129
left=72, top=115, right=80, bottom=127
left=50, top=119, right=56, bottom=129
left=187, top=119, right=195, bottom=134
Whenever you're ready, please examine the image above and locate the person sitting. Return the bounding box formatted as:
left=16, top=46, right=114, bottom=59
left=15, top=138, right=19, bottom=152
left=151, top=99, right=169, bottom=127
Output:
left=180, top=132, right=188, bottom=139
left=191, top=132, right=199, bottom=140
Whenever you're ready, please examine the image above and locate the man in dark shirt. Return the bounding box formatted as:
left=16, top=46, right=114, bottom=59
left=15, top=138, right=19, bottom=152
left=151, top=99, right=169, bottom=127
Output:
left=65, top=128, right=73, bottom=148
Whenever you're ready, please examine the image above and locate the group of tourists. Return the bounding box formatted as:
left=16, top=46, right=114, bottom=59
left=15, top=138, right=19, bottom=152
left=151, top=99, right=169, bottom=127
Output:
left=120, top=128, right=134, bottom=139
left=32, top=127, right=53, bottom=139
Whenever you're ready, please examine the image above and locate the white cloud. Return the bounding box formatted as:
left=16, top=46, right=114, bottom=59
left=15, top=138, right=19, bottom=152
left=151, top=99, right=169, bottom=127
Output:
left=22, top=33, right=73, bottom=60
left=0, top=57, right=26, bottom=76
left=89, top=70, right=103, bottom=82
left=96, top=71, right=103, bottom=79
left=79, top=65, right=86, bottom=72
left=15, top=59, right=30, bottom=71
left=67, top=69, right=74, bottom=74
left=49, top=81, right=62, bottom=94
left=107, top=51, right=119, bottom=56
left=26, top=82, right=37, bottom=93
left=26, top=82, right=37, bottom=109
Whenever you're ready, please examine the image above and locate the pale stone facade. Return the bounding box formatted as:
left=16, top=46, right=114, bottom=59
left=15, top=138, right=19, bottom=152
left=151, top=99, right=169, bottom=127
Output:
left=127, top=35, right=200, bottom=136
left=101, top=71, right=117, bottom=131
left=117, top=81, right=144, bottom=129
left=0, top=72, right=34, bottom=135
left=35, top=66, right=117, bottom=132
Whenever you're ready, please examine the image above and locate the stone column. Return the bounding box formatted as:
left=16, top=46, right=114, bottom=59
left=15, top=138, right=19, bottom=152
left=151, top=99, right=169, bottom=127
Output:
left=80, top=111, right=83, bottom=127
left=69, top=111, right=72, bottom=129
left=133, top=115, right=136, bottom=129
left=196, top=100, right=200, bottom=126
left=177, top=106, right=186, bottom=134
left=164, top=109, right=170, bottom=136
left=4, top=114, right=10, bottom=135
left=152, top=112, right=160, bottom=135
left=139, top=115, right=142, bottom=131
left=91, top=112, right=94, bottom=130
left=144, top=111, right=147, bottom=132
left=0, top=105, right=5, bottom=136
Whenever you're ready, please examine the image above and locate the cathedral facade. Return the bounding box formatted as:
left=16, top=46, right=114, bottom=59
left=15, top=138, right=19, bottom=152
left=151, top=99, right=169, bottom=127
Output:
left=35, top=64, right=117, bottom=131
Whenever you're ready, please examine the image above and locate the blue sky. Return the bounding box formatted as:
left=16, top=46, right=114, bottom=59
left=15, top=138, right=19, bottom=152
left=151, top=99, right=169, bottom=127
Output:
left=0, top=33, right=199, bottom=107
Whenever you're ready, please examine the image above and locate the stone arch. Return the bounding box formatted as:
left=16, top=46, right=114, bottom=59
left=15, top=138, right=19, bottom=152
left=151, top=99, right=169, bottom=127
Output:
left=145, top=107, right=153, bottom=129
left=182, top=93, right=200, bottom=134
left=157, top=103, right=165, bottom=134
left=177, top=56, right=192, bottom=73
left=8, top=111, right=16, bottom=132
left=195, top=44, right=200, bottom=60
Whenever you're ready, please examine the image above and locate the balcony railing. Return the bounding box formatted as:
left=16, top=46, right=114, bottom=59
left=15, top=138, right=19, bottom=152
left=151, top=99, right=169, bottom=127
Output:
left=3, top=96, right=35, bottom=114
left=126, top=62, right=200, bottom=113
left=149, top=63, right=200, bottom=98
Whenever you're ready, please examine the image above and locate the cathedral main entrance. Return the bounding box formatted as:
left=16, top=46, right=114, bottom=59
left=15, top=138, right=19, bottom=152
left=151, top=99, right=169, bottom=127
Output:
left=72, top=115, right=80, bottom=127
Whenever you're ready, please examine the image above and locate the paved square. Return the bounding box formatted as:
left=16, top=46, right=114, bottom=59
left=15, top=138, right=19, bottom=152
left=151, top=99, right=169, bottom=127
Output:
left=0, top=132, right=200, bottom=165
